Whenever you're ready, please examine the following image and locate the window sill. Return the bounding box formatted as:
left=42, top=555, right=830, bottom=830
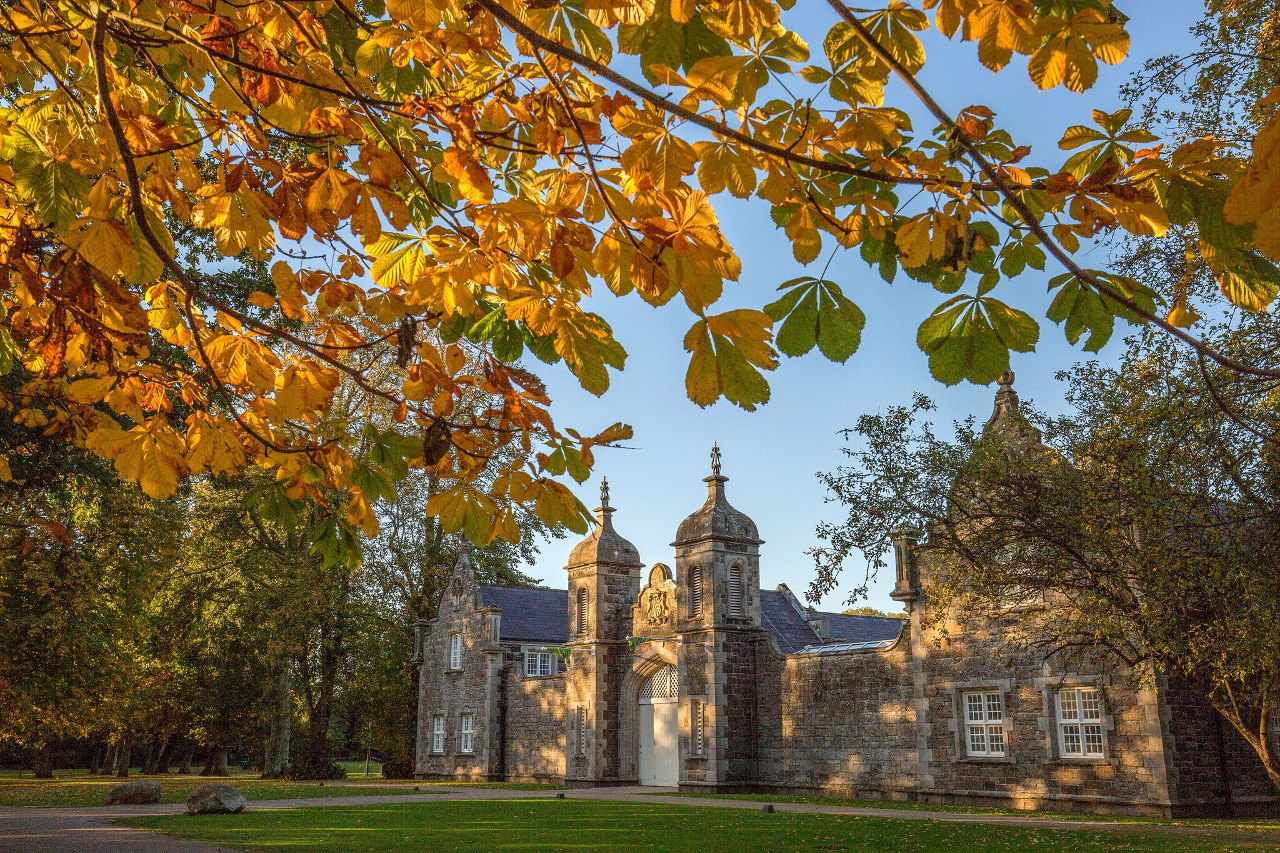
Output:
left=687, top=754, right=707, bottom=761
left=956, top=756, right=1013, bottom=765
left=1051, top=757, right=1112, bottom=765
left=444, top=667, right=463, bottom=674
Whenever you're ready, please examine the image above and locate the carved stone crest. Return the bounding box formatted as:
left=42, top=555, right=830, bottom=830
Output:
left=637, top=564, right=676, bottom=629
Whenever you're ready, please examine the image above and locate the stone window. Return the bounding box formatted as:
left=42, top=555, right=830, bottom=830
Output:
left=448, top=632, right=462, bottom=670
left=575, top=706, right=588, bottom=757
left=576, top=587, right=589, bottom=636
left=1056, top=686, right=1105, bottom=758
left=459, top=713, right=474, bottom=753
left=689, top=564, right=704, bottom=618
left=692, top=699, right=706, bottom=756
left=728, top=562, right=744, bottom=617
left=431, top=715, right=445, bottom=754
left=963, top=691, right=1005, bottom=757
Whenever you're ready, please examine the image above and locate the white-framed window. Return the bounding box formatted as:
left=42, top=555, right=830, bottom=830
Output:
left=431, top=714, right=445, bottom=754
left=692, top=699, right=705, bottom=756
left=524, top=648, right=556, bottom=677
left=576, top=587, right=589, bottom=636
left=459, top=713, right=474, bottom=753
left=689, top=564, right=704, bottom=618
left=448, top=632, right=463, bottom=670
left=1056, top=686, right=1105, bottom=758
left=576, top=706, right=588, bottom=757
left=963, top=690, right=1005, bottom=757
left=728, top=562, right=744, bottom=617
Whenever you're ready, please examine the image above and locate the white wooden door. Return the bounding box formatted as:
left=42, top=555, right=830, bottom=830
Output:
left=639, top=698, right=678, bottom=786
left=638, top=665, right=679, bottom=787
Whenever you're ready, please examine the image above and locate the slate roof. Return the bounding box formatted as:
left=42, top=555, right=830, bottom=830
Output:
left=478, top=585, right=568, bottom=644
left=823, top=612, right=907, bottom=644
left=759, top=589, right=822, bottom=654
left=477, top=583, right=905, bottom=651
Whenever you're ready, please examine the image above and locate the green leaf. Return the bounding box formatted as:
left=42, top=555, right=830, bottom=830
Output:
left=916, top=296, right=1035, bottom=385
left=1047, top=273, right=1114, bottom=352
left=765, top=277, right=865, bottom=362
left=10, top=129, right=90, bottom=231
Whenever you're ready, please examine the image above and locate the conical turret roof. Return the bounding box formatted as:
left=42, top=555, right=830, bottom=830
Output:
left=674, top=444, right=761, bottom=546
left=567, top=478, right=642, bottom=568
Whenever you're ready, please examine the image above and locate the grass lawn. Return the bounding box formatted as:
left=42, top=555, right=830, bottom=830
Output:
left=653, top=791, right=1280, bottom=834
left=0, top=771, right=422, bottom=809
left=336, top=760, right=382, bottom=779
left=118, top=798, right=1278, bottom=852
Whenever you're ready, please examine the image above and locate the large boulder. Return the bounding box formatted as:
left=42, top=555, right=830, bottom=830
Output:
left=186, top=783, right=247, bottom=815
left=105, top=780, right=161, bottom=805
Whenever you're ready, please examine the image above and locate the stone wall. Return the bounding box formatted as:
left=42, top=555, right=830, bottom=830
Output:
left=503, top=666, right=566, bottom=783
left=912, top=609, right=1174, bottom=815
left=772, top=637, right=918, bottom=797
left=414, top=581, right=497, bottom=781
left=1161, top=675, right=1279, bottom=816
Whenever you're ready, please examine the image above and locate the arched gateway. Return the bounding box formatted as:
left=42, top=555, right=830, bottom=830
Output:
left=637, top=664, right=679, bottom=786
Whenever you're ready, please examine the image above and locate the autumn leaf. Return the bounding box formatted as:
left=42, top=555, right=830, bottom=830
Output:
left=683, top=309, right=776, bottom=410
left=85, top=418, right=187, bottom=499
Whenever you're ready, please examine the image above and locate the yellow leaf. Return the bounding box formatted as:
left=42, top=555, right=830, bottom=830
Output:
left=442, top=147, right=493, bottom=204
left=84, top=418, right=187, bottom=499
left=66, top=218, right=139, bottom=278
left=204, top=332, right=283, bottom=393
left=184, top=413, right=246, bottom=477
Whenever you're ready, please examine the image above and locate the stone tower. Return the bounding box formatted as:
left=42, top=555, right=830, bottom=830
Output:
left=564, top=479, right=644, bottom=785
left=674, top=445, right=763, bottom=787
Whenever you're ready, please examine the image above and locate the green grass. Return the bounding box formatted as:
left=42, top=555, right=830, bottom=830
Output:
left=652, top=791, right=1280, bottom=834
left=336, top=760, right=382, bottom=779
left=118, top=798, right=1279, bottom=852
left=0, top=771, right=424, bottom=809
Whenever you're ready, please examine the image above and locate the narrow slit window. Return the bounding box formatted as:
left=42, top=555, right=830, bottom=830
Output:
left=689, top=565, right=703, bottom=618
left=576, top=706, right=588, bottom=757
left=693, top=699, right=705, bottom=756
left=576, top=587, right=589, bottom=636
left=728, top=563, right=744, bottom=616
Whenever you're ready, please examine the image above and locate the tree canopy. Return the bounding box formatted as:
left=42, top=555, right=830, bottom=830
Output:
left=2, top=0, right=1279, bottom=547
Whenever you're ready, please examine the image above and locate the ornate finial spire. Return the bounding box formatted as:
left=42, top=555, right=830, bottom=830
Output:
left=998, top=370, right=1015, bottom=388
left=600, top=477, right=611, bottom=510
left=984, top=368, right=1042, bottom=446
left=711, top=442, right=722, bottom=477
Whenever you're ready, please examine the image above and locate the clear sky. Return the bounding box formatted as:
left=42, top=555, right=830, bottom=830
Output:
left=522, top=3, right=1203, bottom=612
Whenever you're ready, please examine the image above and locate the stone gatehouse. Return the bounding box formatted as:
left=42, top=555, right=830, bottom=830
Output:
left=412, top=382, right=1280, bottom=818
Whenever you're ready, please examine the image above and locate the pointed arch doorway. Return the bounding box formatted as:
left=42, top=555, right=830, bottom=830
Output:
left=637, top=665, right=679, bottom=786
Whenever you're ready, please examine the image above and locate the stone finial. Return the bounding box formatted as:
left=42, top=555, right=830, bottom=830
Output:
left=567, top=475, right=641, bottom=569
left=711, top=442, right=722, bottom=477
left=983, top=369, right=1042, bottom=445
left=456, top=537, right=473, bottom=571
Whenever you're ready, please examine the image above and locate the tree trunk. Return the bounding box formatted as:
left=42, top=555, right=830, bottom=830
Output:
left=89, top=743, right=103, bottom=776
left=262, top=664, right=293, bottom=778
left=178, top=744, right=194, bottom=776
left=31, top=744, right=54, bottom=779
left=200, top=746, right=229, bottom=777
left=152, top=737, right=176, bottom=774
left=116, top=742, right=131, bottom=779
left=107, top=744, right=119, bottom=775
left=142, top=738, right=159, bottom=775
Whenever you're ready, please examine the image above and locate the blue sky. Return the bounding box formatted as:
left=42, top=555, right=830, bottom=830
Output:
left=523, top=3, right=1203, bottom=612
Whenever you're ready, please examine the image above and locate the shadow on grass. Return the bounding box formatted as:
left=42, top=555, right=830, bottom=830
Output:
left=118, top=798, right=1278, bottom=853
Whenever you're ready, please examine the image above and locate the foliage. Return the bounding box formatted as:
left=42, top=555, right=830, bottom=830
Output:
left=3, top=0, right=1280, bottom=552
left=841, top=605, right=906, bottom=619
left=811, top=322, right=1280, bottom=790
left=117, top=798, right=1275, bottom=852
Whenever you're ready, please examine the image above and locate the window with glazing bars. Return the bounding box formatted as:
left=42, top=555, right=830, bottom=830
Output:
left=963, top=691, right=1005, bottom=757
left=448, top=633, right=462, bottom=670
left=459, top=713, right=474, bottom=753
left=1056, top=686, right=1105, bottom=758
left=431, top=715, right=445, bottom=754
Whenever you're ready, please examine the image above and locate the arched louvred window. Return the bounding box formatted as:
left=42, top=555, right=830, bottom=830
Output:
left=576, top=587, right=589, bottom=636
left=689, top=564, right=704, bottom=618
left=728, top=562, right=744, bottom=617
